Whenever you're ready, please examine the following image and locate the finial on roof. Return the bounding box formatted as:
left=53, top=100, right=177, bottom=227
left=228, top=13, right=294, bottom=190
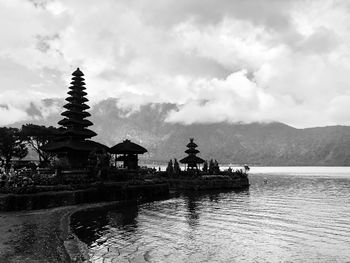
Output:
left=72, top=67, right=84, bottom=76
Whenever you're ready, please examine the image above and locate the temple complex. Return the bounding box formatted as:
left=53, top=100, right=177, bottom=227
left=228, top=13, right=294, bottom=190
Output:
left=180, top=138, right=205, bottom=170
left=0, top=67, right=249, bottom=214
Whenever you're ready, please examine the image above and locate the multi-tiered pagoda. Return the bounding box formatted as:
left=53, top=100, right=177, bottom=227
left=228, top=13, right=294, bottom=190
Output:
left=58, top=68, right=96, bottom=140
left=42, top=68, right=107, bottom=167
left=179, top=138, right=205, bottom=170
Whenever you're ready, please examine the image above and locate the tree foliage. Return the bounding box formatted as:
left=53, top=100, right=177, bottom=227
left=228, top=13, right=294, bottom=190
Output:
left=208, top=159, right=220, bottom=174
left=202, top=160, right=208, bottom=172
left=21, top=124, right=59, bottom=166
left=209, top=159, right=214, bottom=174
left=173, top=158, right=181, bottom=175
left=166, top=159, right=173, bottom=176
left=0, top=127, right=28, bottom=168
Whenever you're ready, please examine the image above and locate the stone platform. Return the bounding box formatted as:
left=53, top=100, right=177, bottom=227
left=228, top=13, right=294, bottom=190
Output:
left=0, top=181, right=169, bottom=212
left=167, top=174, right=249, bottom=190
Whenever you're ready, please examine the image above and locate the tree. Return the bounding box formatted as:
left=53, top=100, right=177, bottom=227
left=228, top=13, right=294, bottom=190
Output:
left=173, top=158, right=181, bottom=175
left=202, top=160, right=208, bottom=172
left=214, top=159, right=220, bottom=173
left=0, top=127, right=28, bottom=169
left=209, top=159, right=215, bottom=174
left=166, top=159, right=173, bottom=176
left=21, top=124, right=59, bottom=167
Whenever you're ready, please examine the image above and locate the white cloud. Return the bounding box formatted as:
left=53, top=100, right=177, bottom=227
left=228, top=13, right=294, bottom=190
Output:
left=1, top=0, right=350, bottom=127
left=0, top=105, right=28, bottom=125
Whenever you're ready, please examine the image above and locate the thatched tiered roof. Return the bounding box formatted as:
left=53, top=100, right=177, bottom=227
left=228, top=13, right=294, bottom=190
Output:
left=110, top=139, right=147, bottom=154
left=42, top=68, right=107, bottom=159
left=42, top=140, right=108, bottom=153
left=180, top=138, right=205, bottom=169
left=57, top=68, right=97, bottom=140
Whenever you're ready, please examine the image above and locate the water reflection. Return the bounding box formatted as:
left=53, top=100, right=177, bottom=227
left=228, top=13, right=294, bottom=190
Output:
left=71, top=209, right=110, bottom=246
left=185, top=194, right=200, bottom=228
left=107, top=206, right=139, bottom=241
left=72, top=173, right=350, bottom=262
left=71, top=205, right=140, bottom=248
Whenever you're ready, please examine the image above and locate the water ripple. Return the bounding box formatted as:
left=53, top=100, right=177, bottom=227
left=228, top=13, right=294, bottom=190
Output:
left=71, top=172, right=350, bottom=262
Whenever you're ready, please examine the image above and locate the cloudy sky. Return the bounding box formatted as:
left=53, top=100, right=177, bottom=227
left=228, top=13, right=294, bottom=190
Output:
left=1, top=0, right=350, bottom=128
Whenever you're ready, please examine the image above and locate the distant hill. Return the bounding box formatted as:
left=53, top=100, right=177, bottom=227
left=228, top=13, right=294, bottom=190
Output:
left=13, top=98, right=350, bottom=166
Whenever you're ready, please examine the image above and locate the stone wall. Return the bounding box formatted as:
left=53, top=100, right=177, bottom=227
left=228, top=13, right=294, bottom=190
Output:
left=0, top=182, right=169, bottom=211
left=167, top=176, right=249, bottom=190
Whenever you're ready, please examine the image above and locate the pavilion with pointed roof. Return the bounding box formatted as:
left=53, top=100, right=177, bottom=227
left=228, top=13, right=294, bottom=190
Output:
left=180, top=138, right=205, bottom=170
left=109, top=139, right=148, bottom=170
left=42, top=68, right=108, bottom=168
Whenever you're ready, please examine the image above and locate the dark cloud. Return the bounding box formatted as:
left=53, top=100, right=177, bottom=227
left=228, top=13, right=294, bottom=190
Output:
left=128, top=0, right=294, bottom=30
left=0, top=104, right=9, bottom=110
left=35, top=34, right=60, bottom=53
left=26, top=102, right=43, bottom=118
left=297, top=27, right=339, bottom=54
left=28, top=0, right=53, bottom=9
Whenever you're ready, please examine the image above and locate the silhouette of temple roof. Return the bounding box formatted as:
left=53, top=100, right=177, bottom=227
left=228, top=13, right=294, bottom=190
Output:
left=61, top=110, right=91, bottom=118
left=185, top=148, right=200, bottom=154
left=110, top=139, right=148, bottom=154
left=41, top=140, right=109, bottom=152
left=61, top=128, right=97, bottom=138
left=66, top=96, right=89, bottom=103
left=180, top=138, right=204, bottom=165
left=57, top=67, right=96, bottom=140
left=179, top=155, right=205, bottom=164
left=63, top=102, right=90, bottom=110
left=186, top=138, right=198, bottom=148
left=58, top=118, right=93, bottom=126
left=68, top=90, right=87, bottom=96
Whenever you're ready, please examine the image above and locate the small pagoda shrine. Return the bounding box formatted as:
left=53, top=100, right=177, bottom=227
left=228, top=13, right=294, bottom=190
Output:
left=109, top=139, right=147, bottom=170
left=42, top=68, right=108, bottom=168
left=179, top=138, right=205, bottom=170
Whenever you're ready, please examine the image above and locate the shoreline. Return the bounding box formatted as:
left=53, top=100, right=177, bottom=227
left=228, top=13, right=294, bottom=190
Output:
left=0, top=188, right=246, bottom=262
left=0, top=179, right=248, bottom=262
left=0, top=200, right=137, bottom=263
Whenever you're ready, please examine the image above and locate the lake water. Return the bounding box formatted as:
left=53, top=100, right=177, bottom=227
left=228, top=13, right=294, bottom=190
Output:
left=71, top=167, right=350, bottom=262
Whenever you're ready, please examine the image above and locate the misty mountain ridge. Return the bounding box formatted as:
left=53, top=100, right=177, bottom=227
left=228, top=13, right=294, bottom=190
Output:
left=11, top=98, right=350, bottom=166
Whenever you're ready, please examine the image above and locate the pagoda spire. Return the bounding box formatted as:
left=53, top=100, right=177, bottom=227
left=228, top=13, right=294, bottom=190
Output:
left=185, top=138, right=200, bottom=155
left=179, top=138, right=205, bottom=170
left=58, top=68, right=97, bottom=140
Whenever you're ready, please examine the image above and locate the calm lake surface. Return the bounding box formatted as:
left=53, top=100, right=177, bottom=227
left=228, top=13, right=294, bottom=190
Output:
left=71, top=167, right=350, bottom=262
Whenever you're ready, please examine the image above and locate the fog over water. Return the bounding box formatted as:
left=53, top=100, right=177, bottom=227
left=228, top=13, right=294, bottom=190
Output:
left=72, top=167, right=350, bottom=262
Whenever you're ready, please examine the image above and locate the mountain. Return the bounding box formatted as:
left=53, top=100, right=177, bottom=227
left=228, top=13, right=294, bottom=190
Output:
left=13, top=98, right=350, bottom=166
